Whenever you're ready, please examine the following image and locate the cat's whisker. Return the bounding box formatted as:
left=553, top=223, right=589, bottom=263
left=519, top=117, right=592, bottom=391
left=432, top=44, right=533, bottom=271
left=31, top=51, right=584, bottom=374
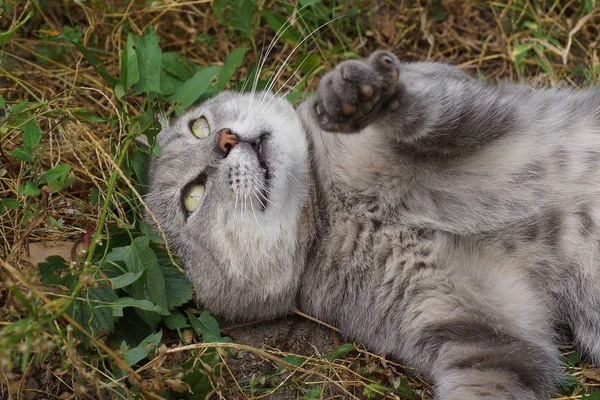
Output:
left=261, top=49, right=318, bottom=112
left=262, top=15, right=346, bottom=101
left=228, top=261, right=259, bottom=286
left=249, top=5, right=311, bottom=110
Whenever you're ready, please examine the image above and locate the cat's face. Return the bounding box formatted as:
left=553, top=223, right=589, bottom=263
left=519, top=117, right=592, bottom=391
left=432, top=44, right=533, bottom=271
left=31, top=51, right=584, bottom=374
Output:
left=146, top=91, right=309, bottom=320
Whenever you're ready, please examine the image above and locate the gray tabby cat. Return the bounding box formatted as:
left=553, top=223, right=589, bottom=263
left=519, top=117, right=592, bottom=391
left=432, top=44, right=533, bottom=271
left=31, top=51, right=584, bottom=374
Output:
left=145, top=50, right=600, bottom=399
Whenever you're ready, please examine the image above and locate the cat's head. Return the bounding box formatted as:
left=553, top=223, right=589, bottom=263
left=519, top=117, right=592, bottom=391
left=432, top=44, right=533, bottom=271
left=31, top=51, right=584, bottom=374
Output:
left=145, top=91, right=310, bottom=320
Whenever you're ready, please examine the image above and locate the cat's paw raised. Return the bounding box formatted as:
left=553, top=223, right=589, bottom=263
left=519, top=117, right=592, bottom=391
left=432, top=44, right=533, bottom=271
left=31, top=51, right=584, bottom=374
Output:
left=312, top=50, right=401, bottom=133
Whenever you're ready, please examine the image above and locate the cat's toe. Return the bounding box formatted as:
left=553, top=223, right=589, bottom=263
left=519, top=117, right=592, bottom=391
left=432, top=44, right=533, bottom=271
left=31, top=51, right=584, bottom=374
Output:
left=313, top=60, right=384, bottom=132
left=368, top=50, right=401, bottom=86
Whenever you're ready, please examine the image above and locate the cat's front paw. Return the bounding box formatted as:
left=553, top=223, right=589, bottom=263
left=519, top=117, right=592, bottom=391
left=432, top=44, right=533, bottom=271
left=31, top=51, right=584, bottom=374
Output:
left=312, top=50, right=401, bottom=133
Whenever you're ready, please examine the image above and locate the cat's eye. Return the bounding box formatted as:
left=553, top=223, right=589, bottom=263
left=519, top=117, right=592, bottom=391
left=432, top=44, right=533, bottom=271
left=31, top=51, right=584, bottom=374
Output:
left=191, top=117, right=210, bottom=139
left=184, top=184, right=205, bottom=213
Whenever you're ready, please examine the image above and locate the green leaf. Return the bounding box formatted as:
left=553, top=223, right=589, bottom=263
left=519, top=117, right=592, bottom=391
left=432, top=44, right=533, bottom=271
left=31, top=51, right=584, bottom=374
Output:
left=131, top=150, right=150, bottom=189
left=392, top=377, right=419, bottom=400
left=44, top=163, right=70, bottom=182
left=212, top=0, right=230, bottom=24
left=122, top=330, right=163, bottom=366
left=19, top=182, right=40, bottom=197
left=60, top=34, right=119, bottom=87
left=276, top=355, right=303, bottom=370
left=1, top=198, right=20, bottom=210
left=121, top=34, right=139, bottom=89
left=21, top=118, right=43, bottom=149
left=111, top=297, right=168, bottom=317
left=106, top=236, right=169, bottom=326
left=114, top=83, right=125, bottom=99
left=69, top=286, right=118, bottom=336
left=231, top=0, right=256, bottom=38
left=133, top=27, right=162, bottom=94
left=213, top=47, right=247, bottom=93
left=159, top=70, right=183, bottom=96
left=583, top=391, right=600, bottom=400
left=162, top=52, right=196, bottom=81
left=9, top=148, right=32, bottom=161
left=168, top=66, right=220, bottom=109
left=186, top=310, right=230, bottom=343
left=324, top=343, right=355, bottom=361
left=108, top=269, right=146, bottom=289
left=162, top=310, right=190, bottom=330
left=154, top=245, right=192, bottom=308
left=0, top=12, right=32, bottom=46
left=43, top=164, right=75, bottom=192
left=262, top=10, right=301, bottom=44
left=38, top=256, right=76, bottom=287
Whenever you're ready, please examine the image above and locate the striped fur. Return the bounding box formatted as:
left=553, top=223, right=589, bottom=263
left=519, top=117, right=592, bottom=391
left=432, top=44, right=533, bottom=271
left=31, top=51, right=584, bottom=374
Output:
left=146, top=51, right=600, bottom=399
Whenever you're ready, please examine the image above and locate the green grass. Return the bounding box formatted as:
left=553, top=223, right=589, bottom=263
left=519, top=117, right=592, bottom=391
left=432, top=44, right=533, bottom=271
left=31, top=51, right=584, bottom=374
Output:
left=0, top=0, right=599, bottom=398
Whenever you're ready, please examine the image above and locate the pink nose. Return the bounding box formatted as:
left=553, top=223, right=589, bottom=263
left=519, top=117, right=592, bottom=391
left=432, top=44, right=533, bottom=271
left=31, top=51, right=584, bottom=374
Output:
left=219, top=128, right=238, bottom=154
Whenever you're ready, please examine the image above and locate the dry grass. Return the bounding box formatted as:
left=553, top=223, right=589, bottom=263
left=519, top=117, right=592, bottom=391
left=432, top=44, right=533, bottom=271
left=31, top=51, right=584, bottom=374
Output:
left=1, top=0, right=600, bottom=399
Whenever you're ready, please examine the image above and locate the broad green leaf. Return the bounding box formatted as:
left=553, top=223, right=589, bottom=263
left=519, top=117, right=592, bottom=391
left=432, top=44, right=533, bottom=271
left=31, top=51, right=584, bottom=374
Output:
left=114, top=83, right=125, bottom=99
left=19, top=182, right=40, bottom=197
left=38, top=256, right=76, bottom=287
left=44, top=164, right=70, bottom=182
left=108, top=269, right=146, bottom=289
left=212, top=0, right=230, bottom=24
left=106, top=236, right=169, bottom=327
left=133, top=27, right=162, bottom=94
left=212, top=47, right=247, bottom=93
left=121, top=34, right=139, bottom=89
left=123, top=330, right=163, bottom=366
left=262, top=10, right=301, bottom=44
left=159, top=70, right=183, bottom=96
left=1, top=198, right=20, bottom=210
left=162, top=311, right=190, bottom=330
left=46, top=175, right=75, bottom=193
left=131, top=150, right=150, bottom=190
left=111, top=297, right=168, bottom=317
left=186, top=310, right=230, bottom=343
left=22, top=118, right=43, bottom=149
left=162, top=52, right=196, bottom=81
left=231, top=0, right=256, bottom=38
left=9, top=148, right=32, bottom=161
left=69, top=286, right=118, bottom=336
left=169, top=66, right=220, bottom=109
left=297, top=53, right=321, bottom=75
left=154, top=245, right=192, bottom=308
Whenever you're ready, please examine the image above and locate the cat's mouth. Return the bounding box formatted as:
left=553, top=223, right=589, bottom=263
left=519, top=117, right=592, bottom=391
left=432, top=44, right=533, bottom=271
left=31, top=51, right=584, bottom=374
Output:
left=254, top=135, right=271, bottom=211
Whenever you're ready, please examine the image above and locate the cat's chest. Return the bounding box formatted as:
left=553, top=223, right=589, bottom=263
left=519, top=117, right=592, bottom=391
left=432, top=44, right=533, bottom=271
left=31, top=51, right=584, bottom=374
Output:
left=300, top=206, right=439, bottom=324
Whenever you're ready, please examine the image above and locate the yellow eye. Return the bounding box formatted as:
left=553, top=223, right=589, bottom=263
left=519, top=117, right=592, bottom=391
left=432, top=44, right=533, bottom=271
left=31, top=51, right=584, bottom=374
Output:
left=184, top=185, right=205, bottom=213
left=191, top=117, right=210, bottom=138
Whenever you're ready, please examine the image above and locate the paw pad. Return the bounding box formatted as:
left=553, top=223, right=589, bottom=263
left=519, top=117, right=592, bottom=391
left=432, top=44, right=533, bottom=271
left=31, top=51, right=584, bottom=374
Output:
left=341, top=104, right=356, bottom=115
left=360, top=83, right=374, bottom=98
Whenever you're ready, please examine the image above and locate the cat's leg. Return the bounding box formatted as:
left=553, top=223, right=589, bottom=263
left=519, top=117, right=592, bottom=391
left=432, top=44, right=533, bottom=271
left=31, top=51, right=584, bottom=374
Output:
left=392, top=266, right=561, bottom=400
left=555, top=264, right=600, bottom=363
left=309, top=52, right=600, bottom=235
left=312, top=50, right=523, bottom=155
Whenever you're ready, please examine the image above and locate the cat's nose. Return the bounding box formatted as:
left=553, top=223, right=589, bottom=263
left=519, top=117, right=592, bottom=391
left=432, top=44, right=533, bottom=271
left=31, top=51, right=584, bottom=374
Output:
left=219, top=128, right=238, bottom=155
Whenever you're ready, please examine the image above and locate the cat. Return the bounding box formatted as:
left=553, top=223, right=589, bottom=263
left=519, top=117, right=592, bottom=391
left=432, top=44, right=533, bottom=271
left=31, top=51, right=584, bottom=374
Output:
left=145, top=50, right=600, bottom=399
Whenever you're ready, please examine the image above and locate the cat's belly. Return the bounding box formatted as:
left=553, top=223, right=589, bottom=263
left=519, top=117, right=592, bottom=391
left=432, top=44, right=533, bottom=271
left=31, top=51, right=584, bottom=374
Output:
left=298, top=212, right=442, bottom=353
